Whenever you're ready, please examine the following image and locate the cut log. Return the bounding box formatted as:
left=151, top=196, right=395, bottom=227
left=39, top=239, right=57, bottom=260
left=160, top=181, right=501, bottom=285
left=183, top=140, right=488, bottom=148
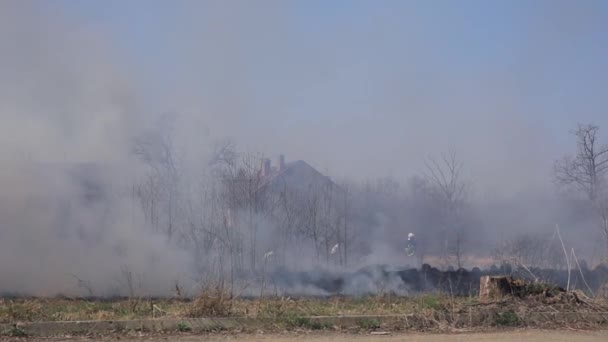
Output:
left=479, top=276, right=521, bottom=301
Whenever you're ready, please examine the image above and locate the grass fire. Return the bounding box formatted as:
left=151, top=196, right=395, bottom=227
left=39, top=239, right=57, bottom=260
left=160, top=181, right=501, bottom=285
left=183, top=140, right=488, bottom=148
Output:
left=2, top=0, right=608, bottom=340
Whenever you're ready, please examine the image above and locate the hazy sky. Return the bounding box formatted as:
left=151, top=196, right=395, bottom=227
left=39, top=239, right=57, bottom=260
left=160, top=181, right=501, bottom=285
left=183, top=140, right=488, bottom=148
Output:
left=17, top=0, right=608, bottom=193
left=0, top=0, right=608, bottom=294
left=1, top=1, right=607, bottom=294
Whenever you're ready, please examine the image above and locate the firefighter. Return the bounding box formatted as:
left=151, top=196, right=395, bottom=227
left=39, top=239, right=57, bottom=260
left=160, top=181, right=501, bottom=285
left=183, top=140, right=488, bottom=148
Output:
left=405, top=233, right=416, bottom=256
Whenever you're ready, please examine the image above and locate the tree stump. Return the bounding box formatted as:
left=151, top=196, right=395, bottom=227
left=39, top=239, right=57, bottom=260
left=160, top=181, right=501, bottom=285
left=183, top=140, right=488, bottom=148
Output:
left=479, top=276, right=517, bottom=301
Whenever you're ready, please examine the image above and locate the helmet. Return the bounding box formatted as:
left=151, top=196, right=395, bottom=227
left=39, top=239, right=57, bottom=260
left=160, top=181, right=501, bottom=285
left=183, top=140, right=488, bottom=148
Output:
left=408, top=233, right=415, bottom=239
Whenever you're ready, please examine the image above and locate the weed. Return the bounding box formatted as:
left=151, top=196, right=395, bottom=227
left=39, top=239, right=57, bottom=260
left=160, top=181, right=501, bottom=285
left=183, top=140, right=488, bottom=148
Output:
left=69, top=329, right=88, bottom=335
left=2, top=300, right=42, bottom=322
left=495, top=311, right=520, bottom=326
left=418, top=294, right=443, bottom=310
left=176, top=322, right=192, bottom=332
left=257, top=299, right=289, bottom=318
left=200, top=324, right=226, bottom=333
left=357, top=318, right=381, bottom=330
left=283, top=315, right=329, bottom=330
left=187, top=287, right=233, bottom=317
left=3, top=326, right=27, bottom=337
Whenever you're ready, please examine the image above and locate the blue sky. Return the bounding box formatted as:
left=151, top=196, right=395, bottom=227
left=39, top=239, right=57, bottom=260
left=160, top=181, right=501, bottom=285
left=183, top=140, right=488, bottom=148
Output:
left=43, top=0, right=608, bottom=190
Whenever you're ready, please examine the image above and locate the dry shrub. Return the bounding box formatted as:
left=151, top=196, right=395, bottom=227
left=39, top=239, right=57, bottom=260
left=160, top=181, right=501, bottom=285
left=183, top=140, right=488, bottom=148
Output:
left=256, top=297, right=295, bottom=318
left=0, top=300, right=43, bottom=322
left=493, top=234, right=564, bottom=270
left=187, top=286, right=233, bottom=317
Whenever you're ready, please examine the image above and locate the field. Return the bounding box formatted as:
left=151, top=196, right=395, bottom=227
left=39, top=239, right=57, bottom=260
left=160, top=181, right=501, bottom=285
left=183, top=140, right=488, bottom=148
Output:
left=2, top=286, right=608, bottom=338
left=22, top=330, right=608, bottom=342
left=0, top=294, right=472, bottom=323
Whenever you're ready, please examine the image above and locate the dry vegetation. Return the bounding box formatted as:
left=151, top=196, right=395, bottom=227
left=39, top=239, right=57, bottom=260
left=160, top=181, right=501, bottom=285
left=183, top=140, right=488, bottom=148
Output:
left=2, top=288, right=607, bottom=328
left=0, top=294, right=463, bottom=323
left=2, top=280, right=608, bottom=339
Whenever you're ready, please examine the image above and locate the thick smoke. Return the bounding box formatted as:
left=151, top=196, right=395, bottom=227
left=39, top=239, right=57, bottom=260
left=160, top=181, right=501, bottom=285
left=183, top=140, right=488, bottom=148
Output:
left=0, top=2, right=192, bottom=296
left=1, top=1, right=607, bottom=296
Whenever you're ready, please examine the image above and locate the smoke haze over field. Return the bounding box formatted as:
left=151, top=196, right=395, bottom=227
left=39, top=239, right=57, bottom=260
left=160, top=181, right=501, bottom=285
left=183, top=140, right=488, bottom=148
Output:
left=0, top=1, right=193, bottom=296
left=1, top=0, right=608, bottom=296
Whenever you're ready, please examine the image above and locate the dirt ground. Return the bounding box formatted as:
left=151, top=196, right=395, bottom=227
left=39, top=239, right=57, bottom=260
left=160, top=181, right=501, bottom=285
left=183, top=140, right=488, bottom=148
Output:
left=18, top=330, right=608, bottom=342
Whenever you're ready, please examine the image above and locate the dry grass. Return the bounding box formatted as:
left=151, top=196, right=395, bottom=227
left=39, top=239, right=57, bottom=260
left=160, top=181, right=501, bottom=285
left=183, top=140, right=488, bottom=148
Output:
left=187, top=287, right=233, bottom=317
left=0, top=297, right=189, bottom=323
left=1, top=292, right=606, bottom=326
left=0, top=294, right=466, bottom=323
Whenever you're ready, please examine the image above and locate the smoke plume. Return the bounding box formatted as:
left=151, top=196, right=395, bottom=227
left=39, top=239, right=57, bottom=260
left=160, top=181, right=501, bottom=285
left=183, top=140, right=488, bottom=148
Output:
left=1, top=1, right=607, bottom=296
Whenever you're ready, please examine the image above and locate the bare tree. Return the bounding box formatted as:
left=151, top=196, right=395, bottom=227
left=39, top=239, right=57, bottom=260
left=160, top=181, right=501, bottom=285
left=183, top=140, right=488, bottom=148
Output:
left=561, top=127, right=608, bottom=260
left=424, top=152, right=467, bottom=212
left=554, top=124, right=608, bottom=257
left=555, top=124, right=608, bottom=201
left=493, top=233, right=565, bottom=271
left=424, top=151, right=470, bottom=268
left=338, top=180, right=353, bottom=267
left=133, top=114, right=181, bottom=241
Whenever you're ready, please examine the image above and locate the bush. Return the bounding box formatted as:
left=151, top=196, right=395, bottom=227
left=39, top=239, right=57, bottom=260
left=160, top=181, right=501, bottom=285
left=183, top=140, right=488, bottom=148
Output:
left=419, top=294, right=443, bottom=310
left=283, top=315, right=330, bottom=330
left=187, top=287, right=232, bottom=317
left=176, top=322, right=192, bottom=332
left=2, top=326, right=27, bottom=337
left=495, top=311, right=520, bottom=326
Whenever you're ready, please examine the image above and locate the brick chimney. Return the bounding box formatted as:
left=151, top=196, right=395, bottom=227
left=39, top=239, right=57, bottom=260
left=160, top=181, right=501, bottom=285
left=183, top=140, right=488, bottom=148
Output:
left=278, top=154, right=285, bottom=171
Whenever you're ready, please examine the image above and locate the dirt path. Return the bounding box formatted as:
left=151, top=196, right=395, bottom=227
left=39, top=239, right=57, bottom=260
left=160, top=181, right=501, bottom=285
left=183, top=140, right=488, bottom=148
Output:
left=22, top=330, right=608, bottom=342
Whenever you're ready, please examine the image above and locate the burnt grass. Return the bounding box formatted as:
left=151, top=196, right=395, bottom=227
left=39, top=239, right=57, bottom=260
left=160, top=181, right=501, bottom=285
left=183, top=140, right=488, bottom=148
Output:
left=266, top=263, right=608, bottom=296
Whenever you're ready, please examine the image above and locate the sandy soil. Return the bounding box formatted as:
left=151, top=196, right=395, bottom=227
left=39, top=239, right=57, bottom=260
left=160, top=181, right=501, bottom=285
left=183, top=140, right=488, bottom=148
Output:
left=20, top=330, right=608, bottom=342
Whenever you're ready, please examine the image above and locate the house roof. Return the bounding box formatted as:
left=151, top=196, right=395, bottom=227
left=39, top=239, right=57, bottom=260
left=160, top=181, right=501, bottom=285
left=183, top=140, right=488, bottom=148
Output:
left=257, top=159, right=340, bottom=193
